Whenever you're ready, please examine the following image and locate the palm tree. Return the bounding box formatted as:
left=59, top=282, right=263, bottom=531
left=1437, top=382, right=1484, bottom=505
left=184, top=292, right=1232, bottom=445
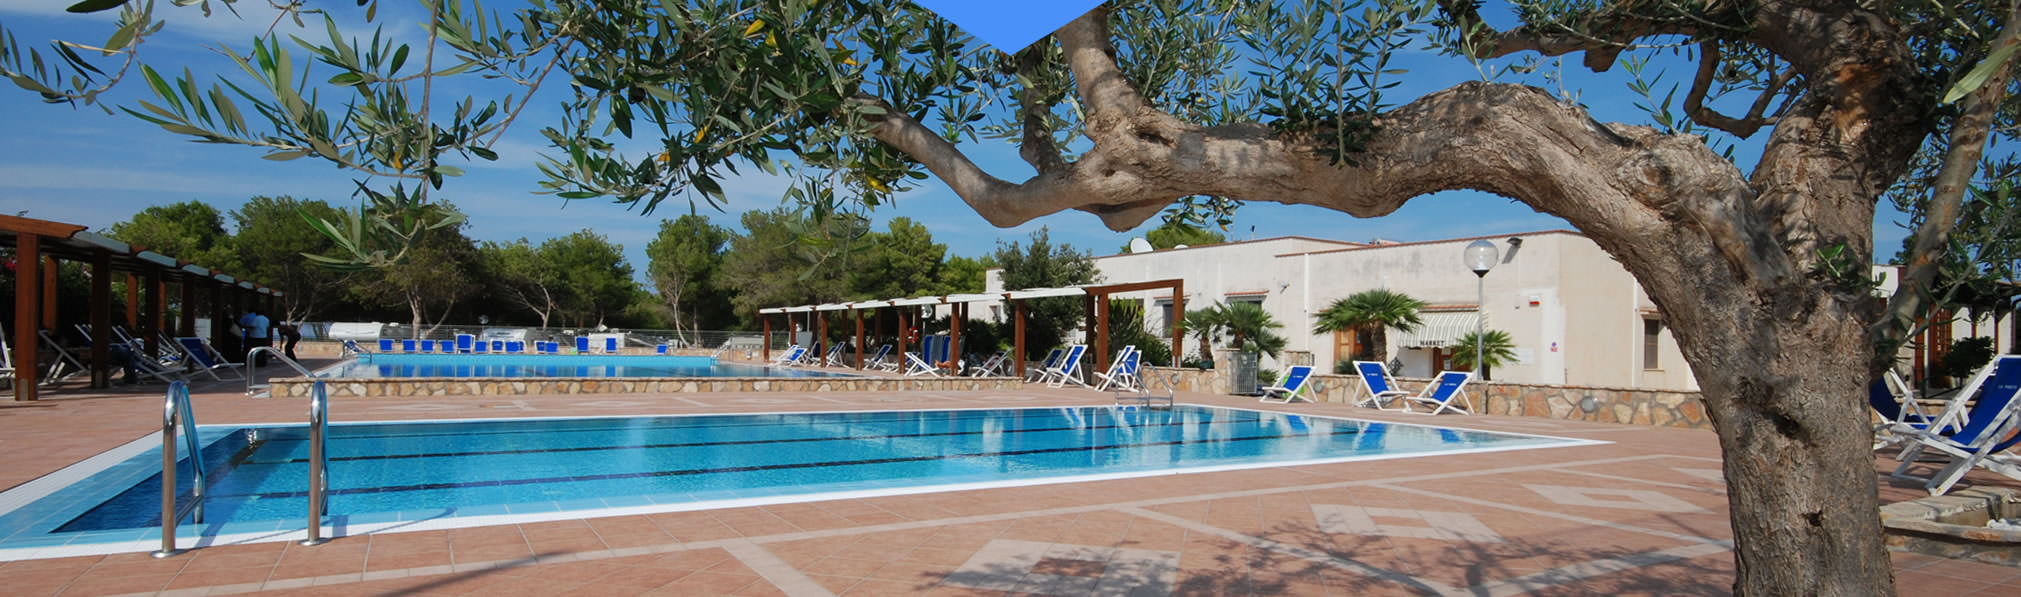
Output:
left=1447, top=329, right=1518, bottom=379
left=1221, top=301, right=1286, bottom=359
left=1180, top=305, right=1228, bottom=365
left=1312, top=289, right=1425, bottom=364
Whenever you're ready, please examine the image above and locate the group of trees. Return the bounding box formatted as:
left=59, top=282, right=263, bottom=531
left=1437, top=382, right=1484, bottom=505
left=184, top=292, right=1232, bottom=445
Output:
left=93, top=200, right=1032, bottom=336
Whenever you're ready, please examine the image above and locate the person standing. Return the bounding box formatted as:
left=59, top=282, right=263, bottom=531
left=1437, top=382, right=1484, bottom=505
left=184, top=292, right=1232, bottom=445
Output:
left=278, top=321, right=303, bottom=360
left=240, top=309, right=273, bottom=366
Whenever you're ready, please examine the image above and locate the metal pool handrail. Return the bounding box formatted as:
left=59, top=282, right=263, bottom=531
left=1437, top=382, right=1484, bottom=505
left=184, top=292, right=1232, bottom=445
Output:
left=301, top=378, right=330, bottom=546
left=153, top=381, right=206, bottom=558
left=1118, top=365, right=1178, bottom=408
left=245, top=347, right=322, bottom=397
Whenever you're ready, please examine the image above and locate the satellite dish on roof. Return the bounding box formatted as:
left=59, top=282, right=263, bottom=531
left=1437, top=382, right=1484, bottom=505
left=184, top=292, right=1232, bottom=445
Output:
left=1128, top=238, right=1154, bottom=254
left=1173, top=244, right=1188, bottom=249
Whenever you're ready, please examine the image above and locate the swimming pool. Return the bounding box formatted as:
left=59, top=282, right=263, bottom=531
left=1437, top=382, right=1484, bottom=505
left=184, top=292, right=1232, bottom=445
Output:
left=325, top=353, right=857, bottom=379
left=0, top=405, right=1599, bottom=558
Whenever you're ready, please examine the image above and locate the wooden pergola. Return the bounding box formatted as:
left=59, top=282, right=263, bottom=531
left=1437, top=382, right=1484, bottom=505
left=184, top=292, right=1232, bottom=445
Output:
left=3, top=215, right=285, bottom=401
left=755, top=278, right=1185, bottom=378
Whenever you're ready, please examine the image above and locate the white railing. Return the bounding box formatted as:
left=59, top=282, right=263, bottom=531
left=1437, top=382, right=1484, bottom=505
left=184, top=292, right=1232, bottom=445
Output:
left=152, top=381, right=206, bottom=558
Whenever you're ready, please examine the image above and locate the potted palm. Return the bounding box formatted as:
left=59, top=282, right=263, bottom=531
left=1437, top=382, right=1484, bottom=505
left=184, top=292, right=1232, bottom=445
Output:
left=1312, top=289, right=1425, bottom=364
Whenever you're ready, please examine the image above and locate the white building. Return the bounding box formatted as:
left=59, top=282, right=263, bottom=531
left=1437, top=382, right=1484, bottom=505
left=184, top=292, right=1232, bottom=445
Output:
left=988, top=230, right=1700, bottom=391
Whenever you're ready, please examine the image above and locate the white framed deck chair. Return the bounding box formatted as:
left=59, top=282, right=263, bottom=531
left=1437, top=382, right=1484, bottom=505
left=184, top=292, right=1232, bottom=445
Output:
left=1093, top=347, right=1143, bottom=392
left=455, top=334, right=476, bottom=353
left=1892, top=356, right=2021, bottom=495
left=822, top=343, right=851, bottom=368
left=37, top=330, right=89, bottom=385
left=492, top=340, right=506, bottom=353
left=341, top=339, right=372, bottom=357
left=420, top=339, right=437, bottom=353
left=1870, top=370, right=1953, bottom=451
left=603, top=335, right=621, bottom=354
left=575, top=336, right=591, bottom=353
left=1350, top=361, right=1413, bottom=410
left=472, top=340, right=487, bottom=354
left=1402, top=371, right=1476, bottom=415
left=968, top=351, right=1009, bottom=377
left=866, top=344, right=895, bottom=371
left=379, top=339, right=397, bottom=352
left=174, top=336, right=246, bottom=381
left=400, top=339, right=417, bottom=353
left=904, top=351, right=943, bottom=376
left=0, top=324, right=14, bottom=388
left=110, top=326, right=169, bottom=365
left=1260, top=365, right=1317, bottom=403
left=773, top=345, right=807, bottom=367
left=1044, top=345, right=1091, bottom=388
left=123, top=345, right=190, bottom=384
left=1024, top=348, right=1064, bottom=382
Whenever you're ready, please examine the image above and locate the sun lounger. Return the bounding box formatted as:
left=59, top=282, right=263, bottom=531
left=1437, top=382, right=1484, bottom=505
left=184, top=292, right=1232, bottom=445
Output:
left=1892, top=356, right=2021, bottom=495
left=773, top=345, right=808, bottom=367
left=1093, top=347, right=1141, bottom=392
left=1350, top=361, right=1414, bottom=410
left=1400, top=371, right=1475, bottom=415
left=1259, top=365, right=1316, bottom=403
left=455, top=333, right=476, bottom=353
left=968, top=350, right=1009, bottom=377
left=904, top=352, right=943, bottom=376
left=862, top=344, right=893, bottom=370
left=36, top=330, right=89, bottom=385
left=175, top=336, right=245, bottom=381
left=1024, top=348, right=1064, bottom=382
left=1043, top=345, right=1090, bottom=388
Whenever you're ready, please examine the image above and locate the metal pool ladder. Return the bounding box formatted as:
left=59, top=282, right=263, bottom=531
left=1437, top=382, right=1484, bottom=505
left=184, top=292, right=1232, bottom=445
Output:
left=241, top=349, right=332, bottom=545
left=301, top=375, right=331, bottom=545
left=244, top=347, right=324, bottom=397
left=153, top=381, right=206, bottom=558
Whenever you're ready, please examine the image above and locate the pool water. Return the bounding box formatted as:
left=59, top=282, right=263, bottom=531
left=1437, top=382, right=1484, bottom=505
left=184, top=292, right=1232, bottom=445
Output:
left=0, top=406, right=1595, bottom=553
left=325, top=353, right=855, bottom=379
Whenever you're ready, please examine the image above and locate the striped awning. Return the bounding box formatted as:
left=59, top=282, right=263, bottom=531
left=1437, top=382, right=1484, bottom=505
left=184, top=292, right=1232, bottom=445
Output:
left=1396, top=311, right=1483, bottom=348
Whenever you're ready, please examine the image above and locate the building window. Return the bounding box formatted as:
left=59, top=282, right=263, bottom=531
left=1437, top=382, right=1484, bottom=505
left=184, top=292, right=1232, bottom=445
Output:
left=1643, top=318, right=1663, bottom=370
left=1155, top=299, right=1175, bottom=336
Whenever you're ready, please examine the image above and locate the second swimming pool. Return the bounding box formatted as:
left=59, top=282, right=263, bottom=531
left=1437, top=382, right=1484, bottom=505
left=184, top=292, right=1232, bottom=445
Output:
left=0, top=405, right=1600, bottom=557
left=324, top=353, right=857, bottom=379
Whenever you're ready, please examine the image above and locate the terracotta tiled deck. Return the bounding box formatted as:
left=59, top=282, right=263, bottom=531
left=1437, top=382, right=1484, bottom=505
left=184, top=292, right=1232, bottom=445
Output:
left=3, top=367, right=2017, bottom=596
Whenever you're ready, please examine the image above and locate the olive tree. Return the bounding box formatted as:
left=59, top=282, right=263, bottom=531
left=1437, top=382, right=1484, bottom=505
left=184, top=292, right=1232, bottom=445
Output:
left=11, top=1, right=2021, bottom=593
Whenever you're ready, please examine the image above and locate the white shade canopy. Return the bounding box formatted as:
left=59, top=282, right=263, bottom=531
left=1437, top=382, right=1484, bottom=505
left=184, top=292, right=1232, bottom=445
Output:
left=1004, top=286, right=1087, bottom=300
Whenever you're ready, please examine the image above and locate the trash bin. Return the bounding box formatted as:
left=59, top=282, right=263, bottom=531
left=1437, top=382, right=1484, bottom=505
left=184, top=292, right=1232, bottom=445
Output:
left=1226, top=350, right=1260, bottom=395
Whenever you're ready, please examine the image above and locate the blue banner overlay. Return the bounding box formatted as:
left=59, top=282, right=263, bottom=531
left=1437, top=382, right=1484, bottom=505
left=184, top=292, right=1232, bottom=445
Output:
left=912, top=0, right=1109, bottom=52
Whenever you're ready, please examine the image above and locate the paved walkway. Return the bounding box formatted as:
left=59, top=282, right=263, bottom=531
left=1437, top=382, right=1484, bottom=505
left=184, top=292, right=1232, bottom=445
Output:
left=0, top=376, right=2015, bottom=596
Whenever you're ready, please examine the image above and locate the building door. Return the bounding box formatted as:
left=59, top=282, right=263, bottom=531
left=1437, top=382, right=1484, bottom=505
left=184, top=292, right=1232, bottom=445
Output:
left=1333, top=329, right=1373, bottom=364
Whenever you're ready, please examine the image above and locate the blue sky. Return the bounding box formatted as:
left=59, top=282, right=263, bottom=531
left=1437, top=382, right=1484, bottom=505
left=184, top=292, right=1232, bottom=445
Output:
left=0, top=1, right=1917, bottom=282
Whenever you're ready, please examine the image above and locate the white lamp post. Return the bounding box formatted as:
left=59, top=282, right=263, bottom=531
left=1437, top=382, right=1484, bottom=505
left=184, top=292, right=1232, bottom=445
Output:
left=1463, top=240, right=1499, bottom=377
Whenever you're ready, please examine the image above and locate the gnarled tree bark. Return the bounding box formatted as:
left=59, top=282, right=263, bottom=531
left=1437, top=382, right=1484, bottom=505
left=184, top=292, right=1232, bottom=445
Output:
left=867, top=4, right=1943, bottom=594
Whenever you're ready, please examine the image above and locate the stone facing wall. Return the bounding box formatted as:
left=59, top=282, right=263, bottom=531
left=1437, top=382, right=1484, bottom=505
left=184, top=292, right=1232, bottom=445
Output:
left=270, top=376, right=1025, bottom=398
left=1146, top=367, right=1710, bottom=429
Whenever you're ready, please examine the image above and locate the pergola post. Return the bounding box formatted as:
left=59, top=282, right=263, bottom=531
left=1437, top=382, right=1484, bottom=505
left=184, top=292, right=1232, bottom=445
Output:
left=124, top=273, right=139, bottom=328
left=178, top=278, right=197, bottom=337
left=1171, top=281, right=1185, bottom=367
left=89, top=249, right=112, bottom=388
left=211, top=279, right=231, bottom=355
left=817, top=310, right=828, bottom=361
left=897, top=308, right=909, bottom=363
left=1094, top=292, right=1110, bottom=373
left=13, top=235, right=41, bottom=401
left=41, top=256, right=58, bottom=332
left=761, top=312, right=771, bottom=362
left=1013, top=300, right=1027, bottom=378
left=947, top=302, right=962, bottom=370
left=854, top=309, right=865, bottom=368
left=142, top=269, right=162, bottom=359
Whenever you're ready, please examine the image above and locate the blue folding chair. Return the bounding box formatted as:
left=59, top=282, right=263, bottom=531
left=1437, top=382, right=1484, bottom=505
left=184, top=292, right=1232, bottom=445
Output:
left=575, top=336, right=590, bottom=353
left=379, top=339, right=396, bottom=352
left=401, top=339, right=417, bottom=353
